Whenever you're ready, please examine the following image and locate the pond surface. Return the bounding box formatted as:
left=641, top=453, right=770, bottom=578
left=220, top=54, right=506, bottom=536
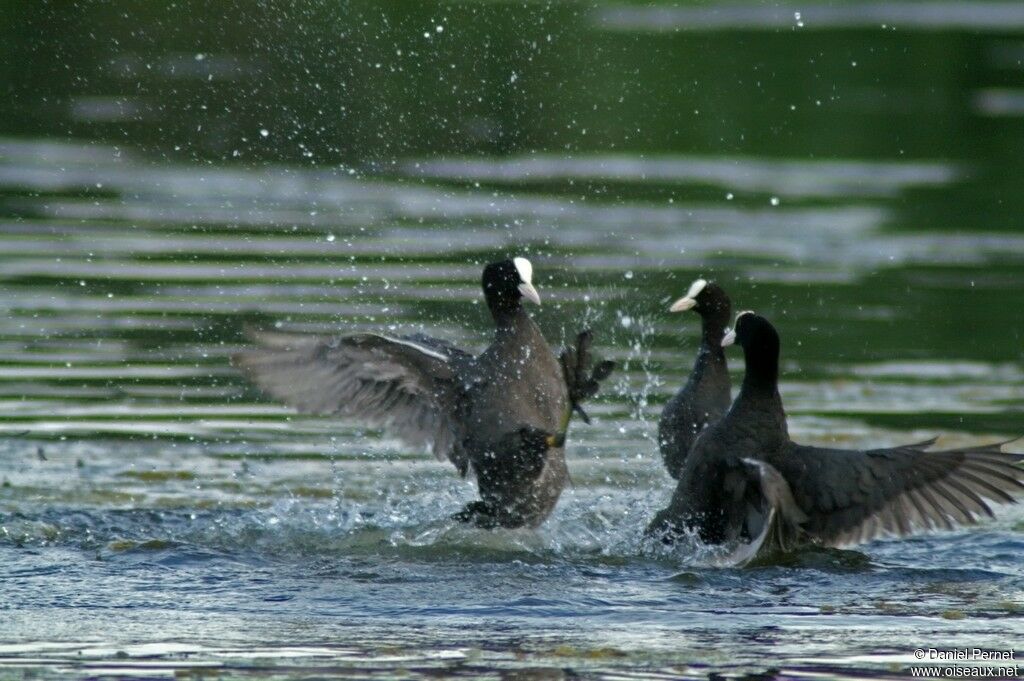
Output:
left=1, top=2, right=1023, bottom=679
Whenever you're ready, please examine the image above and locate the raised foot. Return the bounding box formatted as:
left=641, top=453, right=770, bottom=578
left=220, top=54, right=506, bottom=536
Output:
left=560, top=329, right=615, bottom=425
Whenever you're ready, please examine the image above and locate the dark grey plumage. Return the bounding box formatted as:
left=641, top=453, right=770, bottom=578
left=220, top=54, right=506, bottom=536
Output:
left=234, top=257, right=609, bottom=529
left=657, top=279, right=732, bottom=480
left=232, top=330, right=473, bottom=470
left=648, top=312, right=1024, bottom=558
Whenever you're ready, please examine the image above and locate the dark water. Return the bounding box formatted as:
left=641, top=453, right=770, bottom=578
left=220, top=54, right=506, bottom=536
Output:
left=1, top=2, right=1023, bottom=679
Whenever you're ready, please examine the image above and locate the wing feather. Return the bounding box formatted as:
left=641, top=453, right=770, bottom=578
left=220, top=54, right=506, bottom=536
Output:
left=233, top=331, right=472, bottom=473
left=774, top=440, right=1024, bottom=546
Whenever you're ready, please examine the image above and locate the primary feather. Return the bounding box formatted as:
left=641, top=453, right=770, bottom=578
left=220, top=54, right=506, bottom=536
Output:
left=235, top=331, right=471, bottom=473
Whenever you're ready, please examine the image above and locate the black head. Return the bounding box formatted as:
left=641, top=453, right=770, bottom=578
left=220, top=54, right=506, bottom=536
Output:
left=721, top=311, right=780, bottom=388
left=481, top=257, right=540, bottom=316
left=669, top=279, right=731, bottom=328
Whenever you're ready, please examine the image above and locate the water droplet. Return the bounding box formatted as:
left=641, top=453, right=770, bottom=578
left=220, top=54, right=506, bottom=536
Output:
left=260, top=128, right=269, bottom=138
left=770, top=197, right=780, bottom=206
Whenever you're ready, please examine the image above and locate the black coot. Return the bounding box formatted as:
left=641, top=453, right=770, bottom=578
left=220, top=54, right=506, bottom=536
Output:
left=648, top=311, right=1024, bottom=558
left=657, top=279, right=732, bottom=480
left=235, top=257, right=611, bottom=529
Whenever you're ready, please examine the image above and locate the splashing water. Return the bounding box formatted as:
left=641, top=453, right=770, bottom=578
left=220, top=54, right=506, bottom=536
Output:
left=3, top=2, right=1024, bottom=675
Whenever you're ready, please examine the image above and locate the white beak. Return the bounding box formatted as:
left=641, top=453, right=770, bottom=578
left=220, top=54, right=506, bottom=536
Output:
left=518, top=282, right=541, bottom=305
left=669, top=296, right=697, bottom=312
left=721, top=328, right=736, bottom=347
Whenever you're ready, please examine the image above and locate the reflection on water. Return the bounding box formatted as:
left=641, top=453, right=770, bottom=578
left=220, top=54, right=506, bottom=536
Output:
left=403, top=153, right=958, bottom=197
left=1, top=1, right=1023, bottom=679
left=595, top=2, right=1024, bottom=32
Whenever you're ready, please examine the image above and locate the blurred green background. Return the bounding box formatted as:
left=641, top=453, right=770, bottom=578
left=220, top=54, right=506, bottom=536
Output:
left=1, top=1, right=1022, bottom=440
left=4, top=1, right=1024, bottom=231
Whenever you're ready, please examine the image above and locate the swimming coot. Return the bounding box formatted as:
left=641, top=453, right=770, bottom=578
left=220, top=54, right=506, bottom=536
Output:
left=657, top=279, right=732, bottom=480
left=647, top=311, right=1024, bottom=557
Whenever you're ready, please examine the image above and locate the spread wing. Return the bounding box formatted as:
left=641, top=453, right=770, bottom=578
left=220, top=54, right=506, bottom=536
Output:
left=771, top=439, right=1024, bottom=546
left=233, top=331, right=474, bottom=474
